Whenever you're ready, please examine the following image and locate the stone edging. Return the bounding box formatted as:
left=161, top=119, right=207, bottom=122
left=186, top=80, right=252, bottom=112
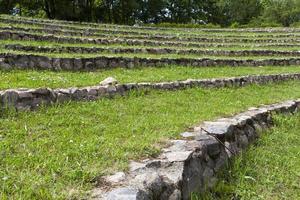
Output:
left=2, top=26, right=300, bottom=44
left=92, top=99, right=300, bottom=199
left=3, top=23, right=300, bottom=39
left=2, top=16, right=300, bottom=33
left=1, top=73, right=300, bottom=111
left=5, top=44, right=300, bottom=57
left=2, top=19, right=300, bottom=39
left=1, top=53, right=300, bottom=71
left=2, top=31, right=300, bottom=49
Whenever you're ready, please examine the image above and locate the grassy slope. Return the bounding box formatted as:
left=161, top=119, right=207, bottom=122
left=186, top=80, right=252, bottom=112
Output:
left=1, top=17, right=300, bottom=37
left=2, top=48, right=300, bottom=60
left=197, top=112, right=300, bottom=200
left=3, top=40, right=300, bottom=51
left=1, top=66, right=300, bottom=89
left=1, top=81, right=300, bottom=199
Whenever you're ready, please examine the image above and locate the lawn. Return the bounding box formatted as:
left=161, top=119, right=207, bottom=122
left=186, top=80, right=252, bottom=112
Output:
left=1, top=66, right=300, bottom=89
left=1, top=81, right=300, bottom=199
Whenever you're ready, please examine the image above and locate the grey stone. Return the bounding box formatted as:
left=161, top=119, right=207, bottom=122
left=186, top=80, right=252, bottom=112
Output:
left=100, top=77, right=118, bottom=86
left=132, top=172, right=165, bottom=197
left=163, top=151, right=193, bottom=162
left=52, top=58, right=61, bottom=70
left=56, top=93, right=70, bottom=103
left=85, top=61, right=94, bottom=69
left=106, top=187, right=149, bottom=200
left=180, top=132, right=196, bottom=138
left=106, top=172, right=126, bottom=184
left=214, top=150, right=228, bottom=172
left=168, top=189, right=181, bottom=200
left=129, top=161, right=146, bottom=172
left=87, top=87, right=98, bottom=97
left=163, top=140, right=188, bottom=153
left=202, top=167, right=215, bottom=187
left=237, top=133, right=249, bottom=149
left=107, top=85, right=117, bottom=94
left=202, top=138, right=220, bottom=158
left=198, top=121, right=234, bottom=138
left=1, top=90, right=19, bottom=107
left=60, top=58, right=73, bottom=70
left=37, top=56, right=52, bottom=69
left=0, top=61, right=11, bottom=70
left=17, top=91, right=33, bottom=99
left=73, top=58, right=83, bottom=70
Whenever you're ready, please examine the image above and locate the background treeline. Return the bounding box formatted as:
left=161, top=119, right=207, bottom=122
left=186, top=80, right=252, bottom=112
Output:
left=1, top=0, right=300, bottom=27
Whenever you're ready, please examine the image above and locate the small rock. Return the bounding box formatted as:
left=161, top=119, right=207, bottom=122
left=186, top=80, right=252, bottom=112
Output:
left=106, top=187, right=148, bottom=200
left=0, top=61, right=11, bottom=70
left=164, top=151, right=193, bottom=162
left=100, top=77, right=118, bottom=86
left=180, top=132, right=196, bottom=138
left=129, top=161, right=146, bottom=172
left=105, top=172, right=126, bottom=184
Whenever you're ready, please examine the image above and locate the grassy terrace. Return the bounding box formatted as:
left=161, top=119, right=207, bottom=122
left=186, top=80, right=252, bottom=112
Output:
left=3, top=49, right=300, bottom=60
left=2, top=14, right=300, bottom=199
left=2, top=19, right=300, bottom=40
left=2, top=22, right=300, bottom=40
left=3, top=40, right=300, bottom=51
left=200, top=112, right=300, bottom=200
left=2, top=16, right=300, bottom=37
left=1, top=66, right=300, bottom=90
left=2, top=27, right=300, bottom=45
left=1, top=81, right=300, bottom=199
left=3, top=30, right=300, bottom=48
left=3, top=32, right=300, bottom=50
left=3, top=14, right=300, bottom=33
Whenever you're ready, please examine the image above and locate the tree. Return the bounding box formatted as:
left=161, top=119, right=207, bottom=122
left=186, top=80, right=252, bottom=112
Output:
left=218, top=0, right=262, bottom=25
left=0, top=0, right=17, bottom=14
left=261, top=0, right=300, bottom=26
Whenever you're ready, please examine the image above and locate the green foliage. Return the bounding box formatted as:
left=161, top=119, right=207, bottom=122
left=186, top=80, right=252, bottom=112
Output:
left=291, top=21, right=300, bottom=27
left=261, top=0, right=300, bottom=26
left=242, top=17, right=282, bottom=27
left=148, top=22, right=221, bottom=28
left=0, top=0, right=300, bottom=26
left=230, top=22, right=240, bottom=28
left=218, top=0, right=262, bottom=25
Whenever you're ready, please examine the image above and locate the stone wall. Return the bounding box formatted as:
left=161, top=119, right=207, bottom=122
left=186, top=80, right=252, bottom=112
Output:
left=0, top=16, right=160, bottom=31
left=1, top=53, right=300, bottom=71
left=2, top=25, right=300, bottom=44
left=2, top=31, right=300, bottom=49
left=2, top=16, right=300, bottom=33
left=6, top=44, right=300, bottom=57
left=2, top=17, right=300, bottom=39
left=92, top=99, right=300, bottom=199
left=1, top=73, right=300, bottom=111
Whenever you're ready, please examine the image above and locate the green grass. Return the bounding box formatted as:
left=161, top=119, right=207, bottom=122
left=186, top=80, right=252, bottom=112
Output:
left=0, top=81, right=300, bottom=199
left=1, top=65, right=300, bottom=90
left=196, top=112, right=300, bottom=200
